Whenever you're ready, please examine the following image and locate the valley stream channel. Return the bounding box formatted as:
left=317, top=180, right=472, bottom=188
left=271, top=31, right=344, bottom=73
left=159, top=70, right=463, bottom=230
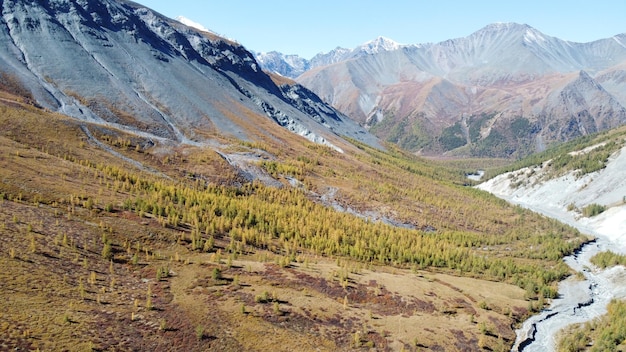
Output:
left=505, top=204, right=626, bottom=351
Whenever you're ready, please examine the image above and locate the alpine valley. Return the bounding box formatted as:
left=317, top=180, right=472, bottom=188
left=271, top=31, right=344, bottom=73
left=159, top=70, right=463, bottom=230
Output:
left=258, top=24, right=626, bottom=158
left=1, top=1, right=625, bottom=352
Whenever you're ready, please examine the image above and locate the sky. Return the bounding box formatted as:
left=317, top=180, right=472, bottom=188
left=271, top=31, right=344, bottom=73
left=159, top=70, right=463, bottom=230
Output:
left=137, top=0, right=626, bottom=59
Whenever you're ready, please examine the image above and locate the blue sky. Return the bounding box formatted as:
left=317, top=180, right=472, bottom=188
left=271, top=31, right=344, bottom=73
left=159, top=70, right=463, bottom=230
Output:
left=138, top=0, right=626, bottom=59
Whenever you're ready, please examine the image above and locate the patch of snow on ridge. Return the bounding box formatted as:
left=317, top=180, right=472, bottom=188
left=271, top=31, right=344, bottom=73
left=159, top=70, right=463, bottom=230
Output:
left=613, top=35, right=626, bottom=49
left=175, top=16, right=210, bottom=32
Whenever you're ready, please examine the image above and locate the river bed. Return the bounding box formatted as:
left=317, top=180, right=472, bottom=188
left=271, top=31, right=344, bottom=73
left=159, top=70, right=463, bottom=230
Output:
left=474, top=148, right=626, bottom=351
left=512, top=235, right=626, bottom=351
left=479, top=198, right=626, bottom=351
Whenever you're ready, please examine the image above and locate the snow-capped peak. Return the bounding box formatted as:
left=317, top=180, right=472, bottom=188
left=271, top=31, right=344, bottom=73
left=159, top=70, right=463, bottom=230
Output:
left=358, top=36, right=402, bottom=54
left=482, top=22, right=529, bottom=32
left=175, top=16, right=209, bottom=32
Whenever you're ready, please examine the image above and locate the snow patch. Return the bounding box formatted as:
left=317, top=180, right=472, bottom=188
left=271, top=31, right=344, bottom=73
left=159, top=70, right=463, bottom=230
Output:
left=175, top=15, right=210, bottom=32
left=613, top=35, right=626, bottom=49
left=359, top=36, right=402, bottom=54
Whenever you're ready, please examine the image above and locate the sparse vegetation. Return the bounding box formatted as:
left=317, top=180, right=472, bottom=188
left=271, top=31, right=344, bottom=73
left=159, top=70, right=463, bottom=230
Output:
left=485, top=127, right=626, bottom=181
left=0, top=90, right=588, bottom=351
left=590, top=251, right=626, bottom=269
left=581, top=203, right=606, bottom=217
left=195, top=325, right=204, bottom=341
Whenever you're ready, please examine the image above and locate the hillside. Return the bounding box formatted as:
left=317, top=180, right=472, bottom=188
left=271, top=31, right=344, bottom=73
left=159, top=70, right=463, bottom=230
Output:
left=276, top=23, right=626, bottom=158
left=0, top=0, right=378, bottom=152
left=0, top=72, right=588, bottom=350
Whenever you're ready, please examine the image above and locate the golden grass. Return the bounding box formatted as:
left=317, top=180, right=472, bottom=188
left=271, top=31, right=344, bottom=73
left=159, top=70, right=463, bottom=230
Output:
left=267, top=71, right=298, bottom=87
left=0, top=92, right=585, bottom=351
left=167, top=253, right=527, bottom=351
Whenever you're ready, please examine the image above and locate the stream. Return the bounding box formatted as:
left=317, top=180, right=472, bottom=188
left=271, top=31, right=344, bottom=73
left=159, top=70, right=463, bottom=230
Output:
left=472, top=145, right=626, bottom=351
left=512, top=236, right=626, bottom=351
left=499, top=203, right=626, bottom=351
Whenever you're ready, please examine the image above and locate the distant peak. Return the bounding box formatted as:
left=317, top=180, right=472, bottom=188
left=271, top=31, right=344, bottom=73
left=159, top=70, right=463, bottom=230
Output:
left=473, top=23, right=549, bottom=44
left=175, top=16, right=210, bottom=32
left=473, top=22, right=540, bottom=38
left=482, top=22, right=530, bottom=31
left=359, top=36, right=401, bottom=54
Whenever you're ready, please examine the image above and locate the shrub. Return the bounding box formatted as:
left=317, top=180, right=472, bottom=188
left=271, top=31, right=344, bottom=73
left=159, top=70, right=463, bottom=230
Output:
left=101, top=242, right=112, bottom=259
left=255, top=291, right=270, bottom=303
left=195, top=325, right=204, bottom=340
left=590, top=251, right=626, bottom=269
left=211, top=268, right=222, bottom=281
left=582, top=203, right=606, bottom=217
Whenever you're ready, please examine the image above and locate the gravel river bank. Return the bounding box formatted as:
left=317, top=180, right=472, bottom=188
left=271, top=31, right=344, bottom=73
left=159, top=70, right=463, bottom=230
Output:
left=476, top=145, right=626, bottom=351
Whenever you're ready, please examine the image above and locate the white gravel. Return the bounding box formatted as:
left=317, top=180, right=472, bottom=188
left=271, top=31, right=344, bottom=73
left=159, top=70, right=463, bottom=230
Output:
left=477, top=144, right=626, bottom=351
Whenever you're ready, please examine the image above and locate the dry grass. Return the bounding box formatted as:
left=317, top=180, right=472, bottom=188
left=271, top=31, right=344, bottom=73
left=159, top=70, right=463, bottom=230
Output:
left=0, top=194, right=524, bottom=351
left=166, top=254, right=526, bottom=351
left=267, top=71, right=298, bottom=87
left=0, top=91, right=578, bottom=351
left=0, top=200, right=177, bottom=351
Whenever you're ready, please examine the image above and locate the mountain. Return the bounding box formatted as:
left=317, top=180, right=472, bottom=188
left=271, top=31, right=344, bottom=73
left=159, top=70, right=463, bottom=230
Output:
left=254, top=51, right=311, bottom=78
left=254, top=37, right=405, bottom=79
left=291, top=23, right=626, bottom=157
left=357, top=36, right=402, bottom=54
left=0, top=0, right=379, bottom=152
left=309, top=46, right=351, bottom=67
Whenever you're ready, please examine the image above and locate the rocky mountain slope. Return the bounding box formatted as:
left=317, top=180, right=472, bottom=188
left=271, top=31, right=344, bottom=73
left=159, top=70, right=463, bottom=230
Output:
left=262, top=23, right=626, bottom=157
left=0, top=0, right=379, bottom=152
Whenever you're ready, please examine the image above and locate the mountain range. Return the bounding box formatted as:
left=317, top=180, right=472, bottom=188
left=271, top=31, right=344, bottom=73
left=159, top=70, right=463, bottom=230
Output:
left=3, top=0, right=624, bottom=159
left=255, top=36, right=401, bottom=78
left=257, top=23, right=626, bottom=157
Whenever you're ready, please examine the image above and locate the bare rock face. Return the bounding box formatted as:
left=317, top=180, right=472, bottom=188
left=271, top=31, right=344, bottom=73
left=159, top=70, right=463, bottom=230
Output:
left=0, top=0, right=381, bottom=150
left=539, top=71, right=626, bottom=143
left=264, top=23, right=626, bottom=157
